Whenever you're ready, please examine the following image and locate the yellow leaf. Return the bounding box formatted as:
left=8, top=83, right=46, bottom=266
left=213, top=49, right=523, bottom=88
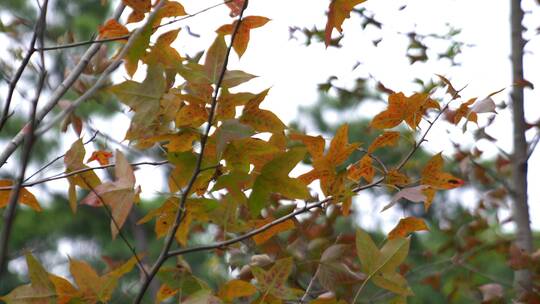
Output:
left=385, top=170, right=410, bottom=187
left=0, top=180, right=41, bottom=211
left=325, top=0, right=367, bottom=47
left=347, top=155, right=374, bottom=183
left=388, top=217, right=429, bottom=239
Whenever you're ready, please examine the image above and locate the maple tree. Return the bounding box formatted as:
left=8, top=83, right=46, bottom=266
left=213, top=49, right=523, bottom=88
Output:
left=0, top=0, right=538, bottom=303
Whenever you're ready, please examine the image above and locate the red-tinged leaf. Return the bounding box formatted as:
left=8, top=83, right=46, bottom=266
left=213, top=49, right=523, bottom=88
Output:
left=86, top=150, right=113, bottom=165
left=98, top=19, right=129, bottom=40
left=123, top=0, right=150, bottom=12
left=388, top=217, right=429, bottom=239
left=226, top=0, right=245, bottom=17
left=0, top=180, right=41, bottom=211
left=156, top=284, right=178, bottom=303
left=81, top=150, right=137, bottom=239
left=325, top=0, right=367, bottom=47
left=421, top=153, right=464, bottom=190
left=251, top=258, right=297, bottom=300
left=368, top=131, right=400, bottom=153
left=218, top=279, right=257, bottom=301
left=251, top=218, right=295, bottom=244
left=216, top=16, right=270, bottom=57
left=347, top=155, right=374, bottom=183
left=127, top=10, right=145, bottom=24
left=385, top=170, right=410, bottom=187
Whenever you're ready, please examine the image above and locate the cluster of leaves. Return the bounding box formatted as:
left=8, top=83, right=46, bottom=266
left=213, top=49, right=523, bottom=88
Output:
left=3, top=0, right=534, bottom=303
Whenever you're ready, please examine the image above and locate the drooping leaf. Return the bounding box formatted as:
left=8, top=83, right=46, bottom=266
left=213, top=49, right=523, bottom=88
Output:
left=318, top=245, right=363, bottom=291
left=388, top=217, right=429, bottom=239
left=80, top=150, right=138, bottom=239
left=325, top=0, right=367, bottom=47
left=0, top=180, right=41, bottom=211
left=204, top=34, right=227, bottom=84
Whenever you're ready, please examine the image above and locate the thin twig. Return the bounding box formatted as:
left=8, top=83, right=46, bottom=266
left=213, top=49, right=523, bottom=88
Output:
left=133, top=2, right=250, bottom=301
left=0, top=160, right=168, bottom=191
left=0, top=0, right=48, bottom=272
left=36, top=0, right=231, bottom=52
left=0, top=3, right=126, bottom=168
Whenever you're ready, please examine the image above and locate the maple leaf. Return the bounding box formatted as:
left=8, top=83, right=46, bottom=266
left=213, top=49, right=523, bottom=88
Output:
left=80, top=150, right=139, bottom=239
left=370, top=92, right=439, bottom=130
left=109, top=64, right=166, bottom=142
left=295, top=124, right=360, bottom=195
left=325, top=0, right=367, bottom=47
left=217, top=279, right=257, bottom=301
left=251, top=258, right=301, bottom=300
left=0, top=180, right=41, bottom=211
left=64, top=139, right=102, bottom=213
left=355, top=229, right=413, bottom=296
left=347, top=154, right=374, bottom=184
left=239, top=89, right=286, bottom=134
left=368, top=131, right=400, bottom=153
left=146, top=29, right=183, bottom=69
left=0, top=253, right=56, bottom=303
left=421, top=153, right=464, bottom=190
left=248, top=147, right=309, bottom=216
left=251, top=217, right=295, bottom=244
left=388, top=217, right=429, bottom=239
left=98, top=19, right=128, bottom=40
left=86, top=150, right=113, bottom=165
left=216, top=16, right=270, bottom=57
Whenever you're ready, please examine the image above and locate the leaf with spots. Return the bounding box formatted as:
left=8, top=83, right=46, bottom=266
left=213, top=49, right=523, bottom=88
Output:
left=421, top=153, right=464, bottom=189
left=251, top=258, right=298, bottom=300
left=347, top=155, right=374, bottom=183
left=239, top=89, right=286, bottom=134
left=388, top=217, right=429, bottom=239
left=368, top=131, right=400, bottom=153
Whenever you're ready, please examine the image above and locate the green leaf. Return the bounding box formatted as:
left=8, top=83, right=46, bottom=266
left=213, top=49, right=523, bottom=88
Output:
left=248, top=147, right=309, bottom=216
left=378, top=237, right=410, bottom=274
left=221, top=70, right=257, bottom=88
left=372, top=272, right=413, bottom=296
left=204, top=34, right=227, bottom=84
left=355, top=228, right=381, bottom=275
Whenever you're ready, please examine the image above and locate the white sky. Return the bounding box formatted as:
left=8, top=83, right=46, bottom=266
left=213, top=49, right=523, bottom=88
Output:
left=2, top=0, right=539, bottom=233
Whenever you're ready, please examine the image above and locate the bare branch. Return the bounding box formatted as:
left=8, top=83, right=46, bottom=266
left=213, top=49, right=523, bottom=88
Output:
left=134, top=1, right=250, bottom=301
left=0, top=3, right=126, bottom=169
left=0, top=0, right=48, bottom=271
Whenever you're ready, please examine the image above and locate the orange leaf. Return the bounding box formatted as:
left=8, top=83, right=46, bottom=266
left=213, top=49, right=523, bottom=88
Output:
left=289, top=133, right=325, bottom=160
left=421, top=153, right=464, bottom=190
left=0, top=180, right=41, bottom=211
left=156, top=284, right=178, bottom=302
left=98, top=19, right=129, bottom=40
left=123, top=0, right=150, bottom=12
left=325, top=0, right=367, bottom=47
left=218, top=279, right=257, bottom=301
left=371, top=92, right=438, bottom=130
left=436, top=74, right=461, bottom=100
left=347, top=155, right=374, bottom=183
left=388, top=217, right=429, bottom=239
left=239, top=89, right=286, bottom=133
left=252, top=218, right=295, bottom=245
left=86, top=150, right=113, bottom=166
left=326, top=124, right=359, bottom=165
left=216, top=16, right=270, bottom=57
left=368, top=131, right=400, bottom=153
